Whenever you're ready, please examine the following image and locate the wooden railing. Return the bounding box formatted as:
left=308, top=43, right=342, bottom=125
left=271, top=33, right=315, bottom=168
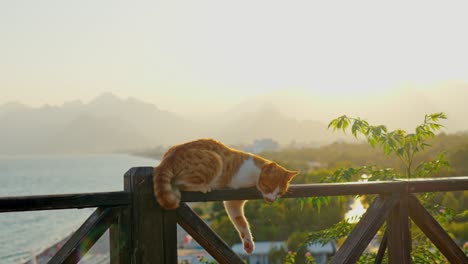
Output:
left=1, top=167, right=468, bottom=264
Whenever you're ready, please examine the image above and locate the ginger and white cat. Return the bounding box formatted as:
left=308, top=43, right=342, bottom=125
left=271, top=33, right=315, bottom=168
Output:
left=153, top=138, right=297, bottom=254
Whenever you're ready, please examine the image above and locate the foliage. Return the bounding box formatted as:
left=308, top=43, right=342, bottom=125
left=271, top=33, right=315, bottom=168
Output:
left=268, top=245, right=288, bottom=264
left=197, top=256, right=217, bottom=264
left=200, top=113, right=468, bottom=262
left=328, top=112, right=449, bottom=178
left=283, top=251, right=297, bottom=264
left=411, top=241, right=447, bottom=264
left=288, top=113, right=465, bottom=263
left=304, top=252, right=317, bottom=264
left=305, top=219, right=356, bottom=246
left=321, top=165, right=398, bottom=183
left=357, top=252, right=387, bottom=264
left=287, top=231, right=310, bottom=252
left=210, top=194, right=346, bottom=246
left=262, top=132, right=468, bottom=178
left=283, top=250, right=317, bottom=264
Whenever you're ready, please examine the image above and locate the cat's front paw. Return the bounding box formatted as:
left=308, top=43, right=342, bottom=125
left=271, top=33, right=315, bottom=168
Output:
left=243, top=239, right=255, bottom=254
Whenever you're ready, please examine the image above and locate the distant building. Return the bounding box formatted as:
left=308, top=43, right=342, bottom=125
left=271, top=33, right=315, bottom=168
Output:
left=231, top=240, right=336, bottom=264
left=178, top=249, right=213, bottom=264
left=244, top=138, right=279, bottom=154
left=232, top=241, right=284, bottom=264
left=306, top=241, right=337, bottom=264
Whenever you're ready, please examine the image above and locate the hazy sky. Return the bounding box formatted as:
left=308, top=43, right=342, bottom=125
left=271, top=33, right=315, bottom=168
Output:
left=2, top=1, right=468, bottom=114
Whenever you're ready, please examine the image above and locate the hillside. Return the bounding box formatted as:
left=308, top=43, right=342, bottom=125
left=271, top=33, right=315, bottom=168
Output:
left=0, top=93, right=339, bottom=155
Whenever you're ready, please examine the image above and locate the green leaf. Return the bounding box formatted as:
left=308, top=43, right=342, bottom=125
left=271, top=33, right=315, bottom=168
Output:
left=368, top=137, right=377, bottom=147
left=351, top=121, right=359, bottom=137
left=396, top=147, right=405, bottom=156
left=371, top=126, right=382, bottom=137
left=327, top=119, right=338, bottom=130
left=383, top=144, right=391, bottom=156
left=378, top=125, right=387, bottom=133
left=337, top=118, right=343, bottom=129
left=342, top=118, right=349, bottom=132
left=428, top=112, right=447, bottom=122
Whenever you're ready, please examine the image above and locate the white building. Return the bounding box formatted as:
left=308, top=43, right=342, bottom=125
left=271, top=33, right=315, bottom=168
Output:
left=231, top=241, right=336, bottom=264
left=232, top=241, right=284, bottom=264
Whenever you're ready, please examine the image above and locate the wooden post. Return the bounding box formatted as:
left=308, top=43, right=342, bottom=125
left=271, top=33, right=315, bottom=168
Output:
left=110, top=212, right=122, bottom=264
left=374, top=230, right=387, bottom=264
left=112, top=174, right=132, bottom=263
left=408, top=194, right=468, bottom=263
left=119, top=167, right=178, bottom=264
left=177, top=203, right=244, bottom=264
left=330, top=194, right=400, bottom=264
left=387, top=194, right=411, bottom=264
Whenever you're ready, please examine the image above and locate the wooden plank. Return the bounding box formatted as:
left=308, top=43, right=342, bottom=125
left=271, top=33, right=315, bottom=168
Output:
left=1, top=177, right=466, bottom=212
left=387, top=194, right=411, bottom=264
left=176, top=203, right=244, bottom=264
left=163, top=209, right=178, bottom=264
left=48, top=207, right=116, bottom=264
left=396, top=177, right=468, bottom=193
left=408, top=194, right=468, bottom=264
left=123, top=166, right=177, bottom=264
left=109, top=213, right=121, bottom=264
left=0, top=191, right=130, bottom=213
left=330, top=194, right=400, bottom=264
left=116, top=171, right=132, bottom=264
left=180, top=176, right=468, bottom=202
left=374, top=230, right=387, bottom=264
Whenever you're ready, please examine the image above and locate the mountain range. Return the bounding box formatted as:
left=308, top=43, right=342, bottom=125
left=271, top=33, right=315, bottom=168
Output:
left=0, top=93, right=338, bottom=155
left=2, top=84, right=467, bottom=155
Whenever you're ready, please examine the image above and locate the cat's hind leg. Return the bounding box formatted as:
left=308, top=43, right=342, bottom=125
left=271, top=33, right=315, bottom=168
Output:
left=224, top=200, right=255, bottom=254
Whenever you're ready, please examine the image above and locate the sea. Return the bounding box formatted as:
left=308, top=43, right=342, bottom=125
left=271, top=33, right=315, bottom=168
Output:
left=0, top=154, right=157, bottom=264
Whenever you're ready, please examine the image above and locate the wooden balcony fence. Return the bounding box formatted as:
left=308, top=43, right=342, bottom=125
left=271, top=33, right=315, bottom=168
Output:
left=1, top=166, right=468, bottom=264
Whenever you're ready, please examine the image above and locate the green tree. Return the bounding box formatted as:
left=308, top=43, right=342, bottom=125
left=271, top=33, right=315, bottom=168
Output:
left=210, top=195, right=347, bottom=246
left=295, top=113, right=459, bottom=263
left=328, top=112, right=449, bottom=178
left=442, top=192, right=460, bottom=211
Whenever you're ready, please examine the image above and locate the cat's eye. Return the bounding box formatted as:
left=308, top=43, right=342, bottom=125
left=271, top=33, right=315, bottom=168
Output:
left=260, top=183, right=273, bottom=192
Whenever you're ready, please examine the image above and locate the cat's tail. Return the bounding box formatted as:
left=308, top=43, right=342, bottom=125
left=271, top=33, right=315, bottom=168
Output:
left=153, top=165, right=181, bottom=210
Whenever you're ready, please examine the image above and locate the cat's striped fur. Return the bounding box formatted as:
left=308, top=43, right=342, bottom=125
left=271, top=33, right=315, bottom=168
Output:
left=153, top=138, right=297, bottom=254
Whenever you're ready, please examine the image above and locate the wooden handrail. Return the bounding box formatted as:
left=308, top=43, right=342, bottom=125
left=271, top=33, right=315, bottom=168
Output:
left=1, top=177, right=466, bottom=212
left=0, top=191, right=130, bottom=212
left=1, top=167, right=467, bottom=264
left=180, top=176, right=468, bottom=202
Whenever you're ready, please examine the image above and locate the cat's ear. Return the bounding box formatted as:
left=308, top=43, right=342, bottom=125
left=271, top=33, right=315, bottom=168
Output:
left=263, top=162, right=276, bottom=170
left=286, top=170, right=299, bottom=180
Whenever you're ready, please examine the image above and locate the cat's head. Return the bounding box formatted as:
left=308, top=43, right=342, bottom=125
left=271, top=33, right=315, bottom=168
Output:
left=257, top=162, right=298, bottom=202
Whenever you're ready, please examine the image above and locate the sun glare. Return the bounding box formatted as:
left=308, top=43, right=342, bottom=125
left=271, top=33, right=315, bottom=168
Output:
left=345, top=197, right=367, bottom=223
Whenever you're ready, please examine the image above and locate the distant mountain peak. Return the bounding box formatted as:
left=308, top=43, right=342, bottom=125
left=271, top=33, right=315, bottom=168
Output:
left=62, top=99, right=84, bottom=108
left=258, top=101, right=280, bottom=113
left=89, top=92, right=123, bottom=105
left=0, top=101, right=29, bottom=114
